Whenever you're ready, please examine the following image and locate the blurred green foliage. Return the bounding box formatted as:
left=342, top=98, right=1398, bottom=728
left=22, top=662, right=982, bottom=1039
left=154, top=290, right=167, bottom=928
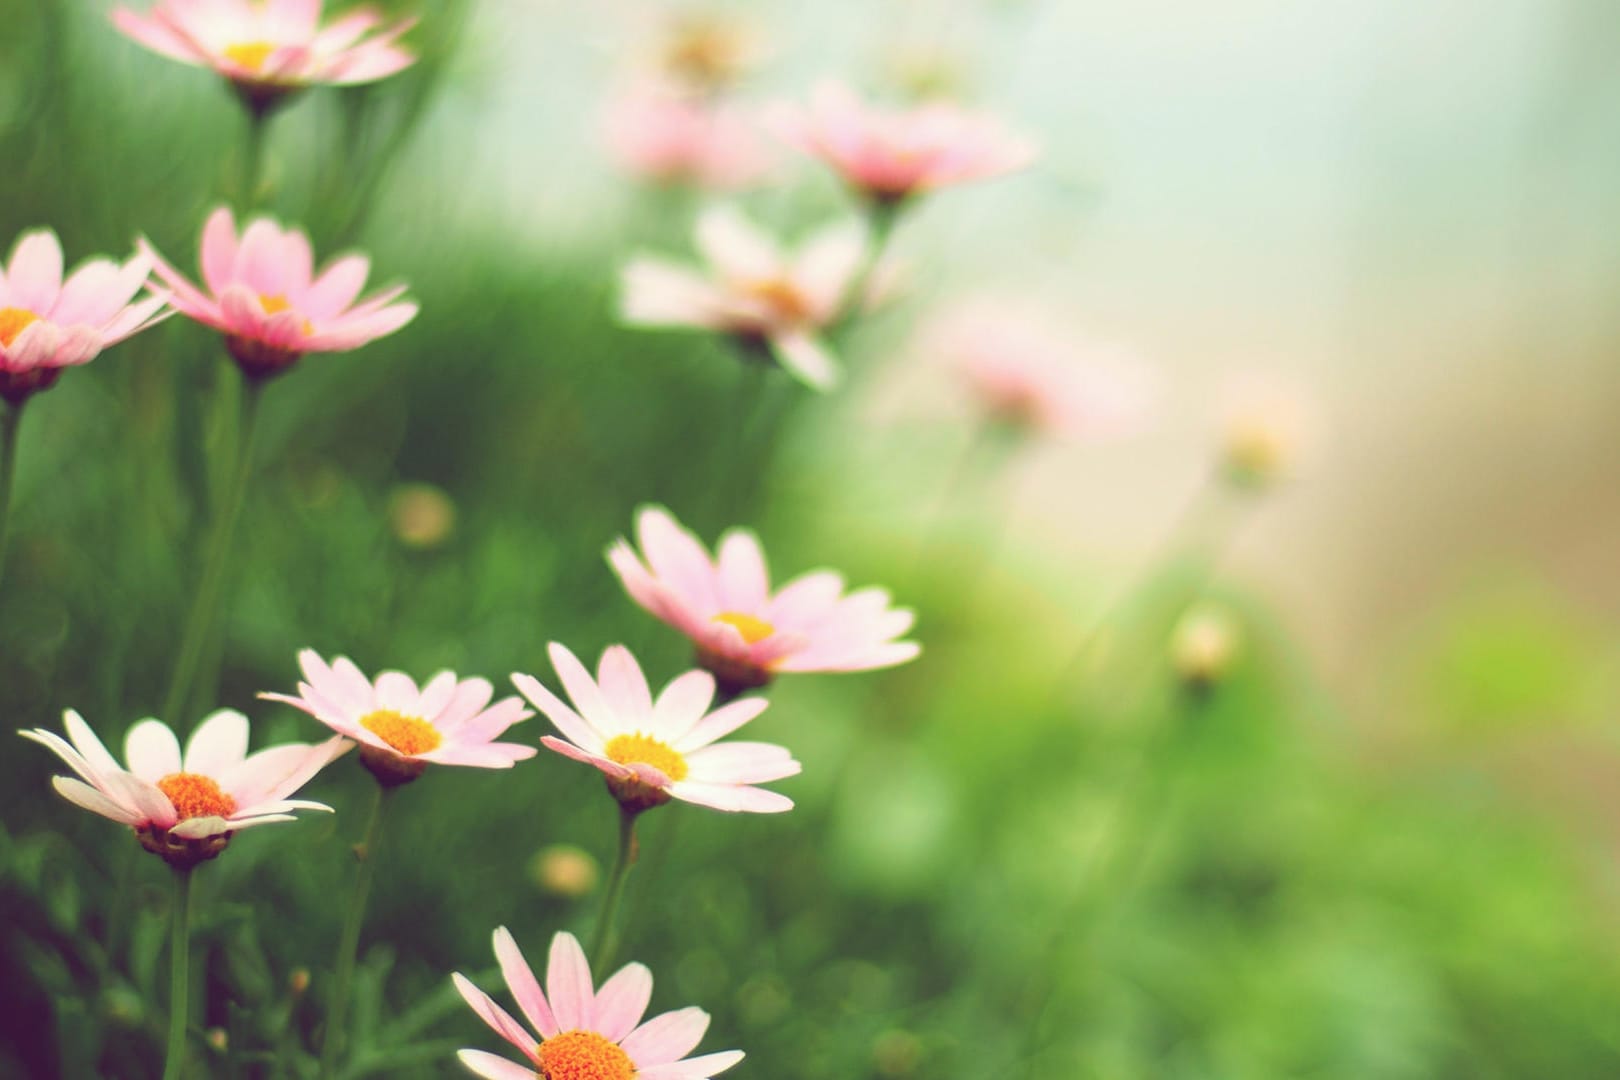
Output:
left=2, top=2, right=1619, bottom=1078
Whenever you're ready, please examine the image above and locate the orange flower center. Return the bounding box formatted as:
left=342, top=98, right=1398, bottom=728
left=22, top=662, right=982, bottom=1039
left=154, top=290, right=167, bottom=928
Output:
left=224, top=41, right=276, bottom=72
left=0, top=307, right=39, bottom=347
left=537, top=1029, right=635, bottom=1080
left=604, top=733, right=688, bottom=782
left=157, top=772, right=238, bottom=821
left=713, top=611, right=774, bottom=644
left=359, top=710, right=443, bottom=756
left=738, top=277, right=814, bottom=323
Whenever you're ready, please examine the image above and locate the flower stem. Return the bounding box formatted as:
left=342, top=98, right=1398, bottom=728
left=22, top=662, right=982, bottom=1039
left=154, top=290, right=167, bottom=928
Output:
left=320, top=783, right=392, bottom=1079
left=163, top=375, right=264, bottom=726
left=162, top=866, right=194, bottom=1080
left=589, top=804, right=641, bottom=976
left=241, top=110, right=268, bottom=209
left=0, top=400, right=24, bottom=595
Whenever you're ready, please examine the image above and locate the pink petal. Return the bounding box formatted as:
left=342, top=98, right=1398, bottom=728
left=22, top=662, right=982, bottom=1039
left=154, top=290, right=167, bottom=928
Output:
left=622, top=1007, right=710, bottom=1068
left=7, top=230, right=64, bottom=313
left=200, top=207, right=239, bottom=296
left=51, top=776, right=142, bottom=825
left=715, top=530, right=769, bottom=612
left=181, top=709, right=249, bottom=776
left=650, top=670, right=717, bottom=743
left=453, top=973, right=540, bottom=1058
left=596, top=645, right=653, bottom=722
left=671, top=697, right=768, bottom=753
left=667, top=781, right=793, bottom=814
left=591, top=961, right=653, bottom=1042
left=455, top=1050, right=537, bottom=1080
left=684, top=742, right=800, bottom=785
left=539, top=735, right=633, bottom=779
left=301, top=253, right=370, bottom=320
left=547, top=642, right=618, bottom=735
left=694, top=206, right=780, bottom=282
left=493, top=927, right=560, bottom=1039
left=513, top=673, right=605, bottom=753
left=544, top=932, right=594, bottom=1033
left=638, top=1050, right=747, bottom=1079
left=124, top=719, right=181, bottom=782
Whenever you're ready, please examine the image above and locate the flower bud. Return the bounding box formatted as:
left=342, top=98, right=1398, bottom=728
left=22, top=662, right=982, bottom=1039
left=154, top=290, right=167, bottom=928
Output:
left=1171, top=605, right=1241, bottom=690
left=530, top=845, right=600, bottom=899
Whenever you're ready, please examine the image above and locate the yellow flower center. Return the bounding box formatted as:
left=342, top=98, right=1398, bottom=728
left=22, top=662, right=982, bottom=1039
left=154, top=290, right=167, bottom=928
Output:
left=537, top=1030, right=635, bottom=1080
left=360, top=710, right=443, bottom=756
left=604, top=733, right=688, bottom=782
left=224, top=41, right=276, bottom=72
left=738, top=277, right=814, bottom=323
left=0, top=307, right=39, bottom=347
left=157, top=772, right=238, bottom=821
left=259, top=293, right=292, bottom=315
left=713, top=611, right=774, bottom=645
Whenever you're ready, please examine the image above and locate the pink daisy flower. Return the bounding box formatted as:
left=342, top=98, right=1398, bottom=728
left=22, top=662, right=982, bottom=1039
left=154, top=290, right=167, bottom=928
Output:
left=0, top=229, right=167, bottom=405
left=608, top=506, right=919, bottom=696
left=770, top=81, right=1037, bottom=205
left=514, top=642, right=798, bottom=814
left=604, top=83, right=775, bottom=191
left=140, top=207, right=418, bottom=381
left=619, top=205, right=865, bottom=390
left=19, top=708, right=348, bottom=868
left=925, top=300, right=1158, bottom=440
left=454, top=927, right=744, bottom=1080
left=261, top=649, right=536, bottom=787
left=113, top=0, right=416, bottom=114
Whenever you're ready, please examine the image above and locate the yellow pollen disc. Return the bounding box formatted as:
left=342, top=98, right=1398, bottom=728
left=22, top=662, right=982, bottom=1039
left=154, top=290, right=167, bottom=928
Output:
left=157, top=772, right=238, bottom=821
left=537, top=1029, right=635, bottom=1080
left=224, top=41, right=276, bottom=71
left=360, top=710, right=443, bottom=756
left=605, top=733, right=688, bottom=782
left=713, top=610, right=774, bottom=644
left=739, top=277, right=814, bottom=322
left=0, top=307, right=39, bottom=347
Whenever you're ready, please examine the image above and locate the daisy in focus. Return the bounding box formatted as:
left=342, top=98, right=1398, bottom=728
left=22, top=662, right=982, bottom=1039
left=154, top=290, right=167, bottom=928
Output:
left=262, top=649, right=536, bottom=786
left=608, top=506, right=919, bottom=696
left=619, top=205, right=865, bottom=389
left=925, top=300, right=1158, bottom=441
left=113, top=0, right=416, bottom=114
left=515, top=642, right=798, bottom=814
left=0, top=229, right=166, bottom=406
left=454, top=927, right=744, bottom=1080
left=19, top=709, right=348, bottom=868
left=141, top=207, right=417, bottom=381
left=770, top=81, right=1037, bottom=206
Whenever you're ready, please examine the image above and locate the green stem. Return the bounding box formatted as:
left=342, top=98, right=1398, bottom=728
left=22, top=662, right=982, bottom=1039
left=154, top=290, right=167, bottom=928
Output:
left=588, top=805, right=641, bottom=976
left=839, top=200, right=903, bottom=332
left=0, top=401, right=24, bottom=594
left=321, top=784, right=391, bottom=1079
left=163, top=375, right=264, bottom=725
left=241, top=110, right=268, bottom=209
left=162, top=867, right=194, bottom=1080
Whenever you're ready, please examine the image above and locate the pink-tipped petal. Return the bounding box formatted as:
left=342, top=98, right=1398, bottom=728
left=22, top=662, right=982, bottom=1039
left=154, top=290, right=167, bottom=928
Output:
left=124, top=719, right=182, bottom=782
left=182, top=709, right=250, bottom=776
left=453, top=973, right=540, bottom=1058
left=622, top=1007, right=711, bottom=1068
left=544, top=932, right=595, bottom=1033
left=456, top=1050, right=538, bottom=1080
left=493, top=927, right=560, bottom=1040
left=592, top=962, right=654, bottom=1042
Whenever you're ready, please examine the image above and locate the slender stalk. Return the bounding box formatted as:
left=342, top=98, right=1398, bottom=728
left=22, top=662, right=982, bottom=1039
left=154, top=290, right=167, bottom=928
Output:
left=589, top=805, right=641, bottom=976
left=162, top=867, right=194, bottom=1080
left=839, top=200, right=903, bottom=333
left=321, top=784, right=392, bottom=1079
left=240, top=110, right=268, bottom=209
left=163, top=376, right=264, bottom=725
left=0, top=401, right=24, bottom=593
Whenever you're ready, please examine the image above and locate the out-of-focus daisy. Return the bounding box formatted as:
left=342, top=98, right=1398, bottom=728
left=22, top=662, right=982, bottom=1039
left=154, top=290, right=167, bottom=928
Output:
left=141, top=207, right=417, bottom=381
left=454, top=928, right=744, bottom=1080
left=769, top=81, right=1037, bottom=206
left=604, top=83, right=775, bottom=191
left=262, top=649, right=536, bottom=786
left=653, top=11, right=766, bottom=94
left=515, top=642, right=798, bottom=814
left=608, top=506, right=919, bottom=697
left=0, top=229, right=166, bottom=405
left=619, top=205, right=864, bottom=389
left=1170, top=604, right=1242, bottom=690
left=1218, top=378, right=1314, bottom=490
left=113, top=0, right=416, bottom=114
left=19, top=709, right=348, bottom=868
left=924, top=300, right=1157, bottom=441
